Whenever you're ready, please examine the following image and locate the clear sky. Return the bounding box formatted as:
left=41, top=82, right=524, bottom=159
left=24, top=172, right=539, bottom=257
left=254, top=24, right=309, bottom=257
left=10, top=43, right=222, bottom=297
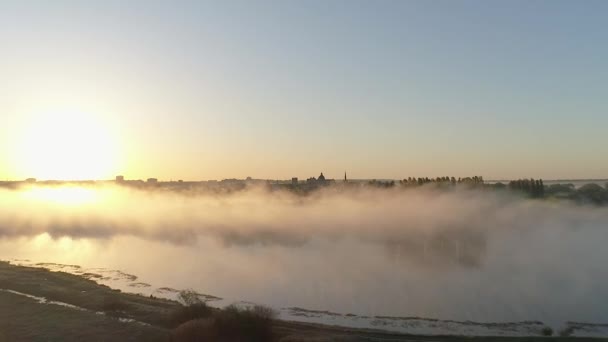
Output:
left=1, top=0, right=606, bottom=181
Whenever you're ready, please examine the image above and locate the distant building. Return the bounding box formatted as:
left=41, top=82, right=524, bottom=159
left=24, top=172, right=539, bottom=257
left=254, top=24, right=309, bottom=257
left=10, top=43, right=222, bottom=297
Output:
left=147, top=178, right=158, bottom=183
left=25, top=178, right=36, bottom=183
left=305, top=172, right=332, bottom=186
left=115, top=175, right=124, bottom=183
left=292, top=177, right=298, bottom=185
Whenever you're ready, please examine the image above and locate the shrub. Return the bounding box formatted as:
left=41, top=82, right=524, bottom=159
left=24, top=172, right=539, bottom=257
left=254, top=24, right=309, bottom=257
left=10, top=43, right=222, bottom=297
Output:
left=541, top=326, right=553, bottom=336
left=178, top=290, right=203, bottom=306
left=171, top=304, right=277, bottom=342
left=173, top=318, right=218, bottom=342
left=215, top=304, right=276, bottom=342
left=171, top=302, right=213, bottom=327
left=559, top=326, right=575, bottom=337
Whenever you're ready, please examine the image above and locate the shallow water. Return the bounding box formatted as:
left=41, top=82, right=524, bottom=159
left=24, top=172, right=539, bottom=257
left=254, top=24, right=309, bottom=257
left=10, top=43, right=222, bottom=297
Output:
left=1, top=224, right=607, bottom=330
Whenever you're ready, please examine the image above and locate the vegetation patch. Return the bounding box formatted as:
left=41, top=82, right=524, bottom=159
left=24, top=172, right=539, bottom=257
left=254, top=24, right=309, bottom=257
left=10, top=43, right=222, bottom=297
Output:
left=172, top=303, right=276, bottom=342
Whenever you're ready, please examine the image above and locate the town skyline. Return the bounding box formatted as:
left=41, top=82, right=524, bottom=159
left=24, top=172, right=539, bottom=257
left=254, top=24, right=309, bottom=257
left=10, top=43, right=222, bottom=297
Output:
left=3, top=172, right=607, bottom=183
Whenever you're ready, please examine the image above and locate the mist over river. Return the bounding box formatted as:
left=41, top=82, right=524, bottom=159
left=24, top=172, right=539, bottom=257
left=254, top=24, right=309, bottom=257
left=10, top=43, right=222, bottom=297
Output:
left=1, top=185, right=607, bottom=334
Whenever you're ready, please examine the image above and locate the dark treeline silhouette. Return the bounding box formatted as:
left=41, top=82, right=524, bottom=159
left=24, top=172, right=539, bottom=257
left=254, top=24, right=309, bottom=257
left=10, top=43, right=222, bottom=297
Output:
left=398, top=176, right=484, bottom=187
left=544, top=182, right=608, bottom=205
left=397, top=176, right=548, bottom=198
left=367, top=179, right=395, bottom=188
left=508, top=178, right=545, bottom=198
left=393, top=176, right=608, bottom=205
left=3, top=175, right=607, bottom=205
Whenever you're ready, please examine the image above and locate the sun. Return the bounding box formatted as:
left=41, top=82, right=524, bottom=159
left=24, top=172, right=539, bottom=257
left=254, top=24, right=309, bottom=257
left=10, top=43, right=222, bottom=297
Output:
left=15, top=110, right=120, bottom=180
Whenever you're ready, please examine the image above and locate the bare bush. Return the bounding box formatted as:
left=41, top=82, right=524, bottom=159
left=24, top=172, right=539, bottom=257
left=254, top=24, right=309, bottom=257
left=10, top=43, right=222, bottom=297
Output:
left=171, top=302, right=213, bottom=327
left=172, top=318, right=218, bottom=342
left=178, top=290, right=203, bottom=306
left=171, top=304, right=277, bottom=342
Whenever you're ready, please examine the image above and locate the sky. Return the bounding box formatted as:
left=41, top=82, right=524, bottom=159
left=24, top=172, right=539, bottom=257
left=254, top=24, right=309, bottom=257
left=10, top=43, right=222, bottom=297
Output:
left=0, top=0, right=607, bottom=181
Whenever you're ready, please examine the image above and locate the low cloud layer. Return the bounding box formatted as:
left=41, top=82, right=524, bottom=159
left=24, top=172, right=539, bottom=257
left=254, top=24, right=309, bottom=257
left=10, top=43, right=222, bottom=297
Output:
left=3, top=184, right=608, bottom=325
left=1, top=185, right=607, bottom=268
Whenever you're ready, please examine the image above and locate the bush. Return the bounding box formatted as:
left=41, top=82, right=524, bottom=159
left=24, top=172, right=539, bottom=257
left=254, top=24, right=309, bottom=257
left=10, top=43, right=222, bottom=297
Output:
left=171, top=302, right=213, bottom=327
left=541, top=326, right=553, bottom=336
left=173, top=318, right=218, bottom=342
left=559, top=326, right=575, bottom=337
left=215, top=305, right=276, bottom=342
left=178, top=290, right=203, bottom=306
left=171, top=304, right=277, bottom=342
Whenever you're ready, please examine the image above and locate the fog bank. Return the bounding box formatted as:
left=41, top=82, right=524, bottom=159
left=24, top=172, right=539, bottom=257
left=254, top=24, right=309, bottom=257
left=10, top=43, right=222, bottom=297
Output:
left=1, top=185, right=607, bottom=269
left=1, top=185, right=608, bottom=327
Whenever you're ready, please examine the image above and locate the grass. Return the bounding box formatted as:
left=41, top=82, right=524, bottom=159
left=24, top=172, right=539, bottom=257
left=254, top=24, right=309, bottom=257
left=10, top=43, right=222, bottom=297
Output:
left=0, top=261, right=180, bottom=327
left=0, top=290, right=168, bottom=342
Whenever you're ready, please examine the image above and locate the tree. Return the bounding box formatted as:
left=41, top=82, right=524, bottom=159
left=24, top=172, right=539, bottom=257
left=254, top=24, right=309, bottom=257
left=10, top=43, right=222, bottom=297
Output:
left=535, top=179, right=544, bottom=198
left=539, top=179, right=545, bottom=197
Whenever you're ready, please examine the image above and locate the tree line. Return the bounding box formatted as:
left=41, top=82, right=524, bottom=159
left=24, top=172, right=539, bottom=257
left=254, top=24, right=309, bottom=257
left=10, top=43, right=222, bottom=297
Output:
left=399, top=176, right=484, bottom=186
left=362, top=176, right=608, bottom=206
left=508, top=179, right=545, bottom=198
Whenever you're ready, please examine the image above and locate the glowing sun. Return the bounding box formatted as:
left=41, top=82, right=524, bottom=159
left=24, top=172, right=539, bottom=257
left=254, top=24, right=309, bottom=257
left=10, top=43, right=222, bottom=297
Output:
left=15, top=111, right=120, bottom=180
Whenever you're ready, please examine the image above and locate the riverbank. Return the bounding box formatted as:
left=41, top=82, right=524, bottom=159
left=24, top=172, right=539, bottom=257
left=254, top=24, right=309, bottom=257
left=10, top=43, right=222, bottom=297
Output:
left=0, top=261, right=603, bottom=341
